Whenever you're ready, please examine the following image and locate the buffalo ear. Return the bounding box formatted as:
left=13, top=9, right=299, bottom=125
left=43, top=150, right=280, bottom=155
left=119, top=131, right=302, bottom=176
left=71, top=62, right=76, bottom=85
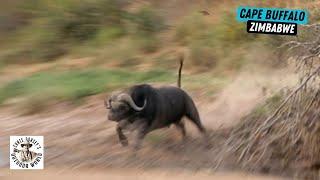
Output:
left=29, top=144, right=33, bottom=148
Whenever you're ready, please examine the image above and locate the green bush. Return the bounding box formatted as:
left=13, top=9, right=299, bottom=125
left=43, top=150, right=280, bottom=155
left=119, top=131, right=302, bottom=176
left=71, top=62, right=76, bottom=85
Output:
left=214, top=11, right=248, bottom=46
left=54, top=0, right=126, bottom=42
left=189, top=40, right=216, bottom=70
left=32, top=30, right=67, bottom=60
left=1, top=24, right=67, bottom=63
left=129, top=6, right=166, bottom=36
left=90, top=26, right=125, bottom=46
left=123, top=6, right=166, bottom=53
left=135, top=35, right=160, bottom=53
left=175, top=13, right=210, bottom=45
left=1, top=0, right=128, bottom=63
left=58, top=4, right=101, bottom=41
left=1, top=1, right=169, bottom=63
left=175, top=11, right=283, bottom=72
left=18, top=94, right=54, bottom=115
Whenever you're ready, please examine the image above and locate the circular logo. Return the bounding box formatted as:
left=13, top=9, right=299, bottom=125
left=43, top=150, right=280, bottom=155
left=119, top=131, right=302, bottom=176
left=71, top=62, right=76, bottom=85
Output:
left=10, top=136, right=44, bottom=169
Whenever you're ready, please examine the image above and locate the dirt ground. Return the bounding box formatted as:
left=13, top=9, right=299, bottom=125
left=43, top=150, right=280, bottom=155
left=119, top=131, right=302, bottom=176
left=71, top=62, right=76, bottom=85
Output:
left=0, top=70, right=296, bottom=179
left=2, top=169, right=283, bottom=180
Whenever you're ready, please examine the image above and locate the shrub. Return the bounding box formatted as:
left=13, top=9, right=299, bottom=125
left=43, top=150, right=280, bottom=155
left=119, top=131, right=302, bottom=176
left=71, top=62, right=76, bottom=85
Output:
left=45, top=0, right=126, bottom=42
left=1, top=24, right=67, bottom=63
left=0, top=0, right=129, bottom=63
left=90, top=26, right=125, bottom=46
left=55, top=2, right=103, bottom=42
left=124, top=6, right=165, bottom=53
left=175, top=10, right=284, bottom=72
left=129, top=6, right=166, bottom=36
left=18, top=94, right=54, bottom=115
left=32, top=30, right=67, bottom=60
left=135, top=35, right=160, bottom=53
left=213, top=11, right=248, bottom=46
left=175, top=13, right=210, bottom=45
left=189, top=40, right=216, bottom=70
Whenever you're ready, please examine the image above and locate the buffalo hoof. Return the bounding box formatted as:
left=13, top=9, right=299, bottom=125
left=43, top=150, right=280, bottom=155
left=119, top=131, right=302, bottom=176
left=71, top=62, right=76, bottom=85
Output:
left=120, top=139, right=129, bottom=147
left=129, top=150, right=138, bottom=159
left=205, top=142, right=212, bottom=149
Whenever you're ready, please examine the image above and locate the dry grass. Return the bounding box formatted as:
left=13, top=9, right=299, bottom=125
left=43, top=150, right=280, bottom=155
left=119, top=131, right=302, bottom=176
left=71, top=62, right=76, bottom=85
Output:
left=216, top=25, right=320, bottom=179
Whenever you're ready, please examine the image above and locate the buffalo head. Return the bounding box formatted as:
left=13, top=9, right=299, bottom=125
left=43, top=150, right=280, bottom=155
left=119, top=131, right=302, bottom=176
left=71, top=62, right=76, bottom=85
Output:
left=105, top=92, right=146, bottom=121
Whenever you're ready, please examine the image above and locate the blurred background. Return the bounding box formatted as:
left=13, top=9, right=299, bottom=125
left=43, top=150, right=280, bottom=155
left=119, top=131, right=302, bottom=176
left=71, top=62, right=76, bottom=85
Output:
left=0, top=0, right=320, bottom=179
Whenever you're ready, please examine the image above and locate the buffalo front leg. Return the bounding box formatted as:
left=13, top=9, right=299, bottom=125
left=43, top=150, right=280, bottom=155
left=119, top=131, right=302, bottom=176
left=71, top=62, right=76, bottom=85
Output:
left=116, top=120, right=130, bottom=147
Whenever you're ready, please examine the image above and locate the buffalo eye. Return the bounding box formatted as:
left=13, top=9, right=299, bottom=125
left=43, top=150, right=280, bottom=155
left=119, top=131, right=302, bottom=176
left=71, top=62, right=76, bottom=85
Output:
left=118, top=104, right=127, bottom=111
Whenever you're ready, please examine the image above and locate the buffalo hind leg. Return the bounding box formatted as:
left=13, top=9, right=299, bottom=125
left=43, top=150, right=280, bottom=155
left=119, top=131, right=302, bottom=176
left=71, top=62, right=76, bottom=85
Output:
left=175, top=121, right=187, bottom=142
left=132, top=123, right=149, bottom=151
left=186, top=112, right=211, bottom=148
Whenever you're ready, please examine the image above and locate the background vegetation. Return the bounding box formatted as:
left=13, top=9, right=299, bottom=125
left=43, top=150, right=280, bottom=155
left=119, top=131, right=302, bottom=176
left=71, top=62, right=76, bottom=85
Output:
left=0, top=0, right=317, bottom=113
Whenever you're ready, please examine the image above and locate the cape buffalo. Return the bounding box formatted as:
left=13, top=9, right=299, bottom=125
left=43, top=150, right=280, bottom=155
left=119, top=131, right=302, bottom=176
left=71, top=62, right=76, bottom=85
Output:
left=105, top=56, right=209, bottom=150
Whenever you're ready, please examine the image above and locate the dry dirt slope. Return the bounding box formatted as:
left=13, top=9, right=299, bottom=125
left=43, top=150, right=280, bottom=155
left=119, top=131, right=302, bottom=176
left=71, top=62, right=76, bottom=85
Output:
left=0, top=70, right=296, bottom=179
left=2, top=169, right=283, bottom=180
